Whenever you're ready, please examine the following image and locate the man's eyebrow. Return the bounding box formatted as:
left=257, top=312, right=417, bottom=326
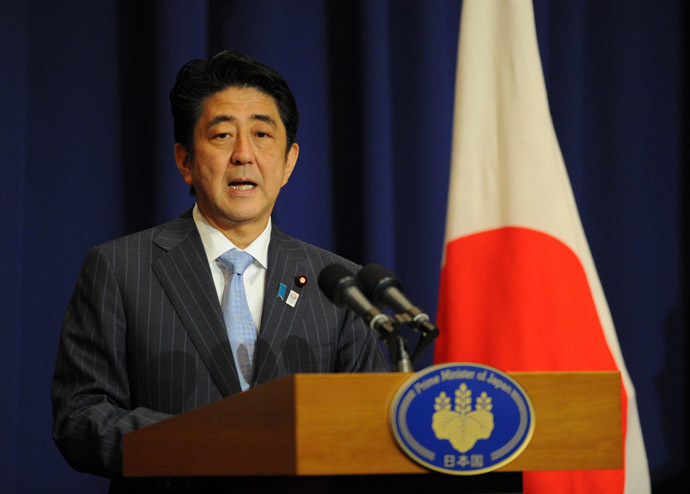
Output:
left=207, top=114, right=277, bottom=128
left=252, top=114, right=277, bottom=127
left=208, top=115, right=233, bottom=128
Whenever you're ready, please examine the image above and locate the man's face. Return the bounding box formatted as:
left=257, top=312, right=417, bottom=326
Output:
left=175, top=86, right=298, bottom=239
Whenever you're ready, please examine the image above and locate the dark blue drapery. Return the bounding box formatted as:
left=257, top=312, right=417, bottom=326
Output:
left=1, top=1, right=685, bottom=491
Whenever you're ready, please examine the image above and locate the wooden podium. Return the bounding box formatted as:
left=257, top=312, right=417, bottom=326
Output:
left=123, top=372, right=621, bottom=492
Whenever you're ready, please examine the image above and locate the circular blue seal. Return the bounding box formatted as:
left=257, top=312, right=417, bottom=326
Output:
left=389, top=363, right=535, bottom=475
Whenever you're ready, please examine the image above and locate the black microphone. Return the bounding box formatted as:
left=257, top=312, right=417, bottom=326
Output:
left=358, top=263, right=439, bottom=334
left=318, top=264, right=395, bottom=336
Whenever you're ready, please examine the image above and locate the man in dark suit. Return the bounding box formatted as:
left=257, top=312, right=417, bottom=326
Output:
left=51, top=50, right=389, bottom=484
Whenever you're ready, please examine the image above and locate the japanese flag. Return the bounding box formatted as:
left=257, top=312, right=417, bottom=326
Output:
left=435, top=1, right=650, bottom=492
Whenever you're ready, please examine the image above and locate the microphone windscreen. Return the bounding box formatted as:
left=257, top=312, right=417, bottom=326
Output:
left=358, top=263, right=403, bottom=306
left=318, top=264, right=358, bottom=306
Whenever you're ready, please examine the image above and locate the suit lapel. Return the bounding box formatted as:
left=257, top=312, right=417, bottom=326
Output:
left=253, top=226, right=310, bottom=385
left=151, top=211, right=242, bottom=397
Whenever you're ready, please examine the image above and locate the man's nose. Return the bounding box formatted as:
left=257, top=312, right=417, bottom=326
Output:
left=231, top=131, right=253, bottom=165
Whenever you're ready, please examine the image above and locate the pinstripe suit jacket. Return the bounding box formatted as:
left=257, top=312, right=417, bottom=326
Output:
left=51, top=210, right=388, bottom=478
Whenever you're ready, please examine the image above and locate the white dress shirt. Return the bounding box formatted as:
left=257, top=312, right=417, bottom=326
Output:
left=192, top=204, right=270, bottom=332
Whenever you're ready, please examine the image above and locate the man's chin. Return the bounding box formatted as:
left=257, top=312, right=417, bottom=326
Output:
left=199, top=200, right=267, bottom=227
left=215, top=210, right=271, bottom=232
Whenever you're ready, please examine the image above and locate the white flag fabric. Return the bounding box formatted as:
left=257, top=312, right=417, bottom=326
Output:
left=435, top=1, right=650, bottom=492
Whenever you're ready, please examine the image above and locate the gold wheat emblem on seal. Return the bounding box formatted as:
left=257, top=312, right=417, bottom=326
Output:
left=432, top=383, right=495, bottom=453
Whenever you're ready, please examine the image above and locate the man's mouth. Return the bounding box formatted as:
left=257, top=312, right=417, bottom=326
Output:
left=229, top=181, right=256, bottom=191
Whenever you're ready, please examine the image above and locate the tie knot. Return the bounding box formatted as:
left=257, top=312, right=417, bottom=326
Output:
left=217, top=250, right=254, bottom=275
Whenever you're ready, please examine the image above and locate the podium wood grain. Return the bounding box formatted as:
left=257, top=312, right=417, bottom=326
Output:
left=123, top=372, right=621, bottom=477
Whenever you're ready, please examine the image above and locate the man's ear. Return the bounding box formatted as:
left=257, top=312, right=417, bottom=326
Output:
left=281, top=142, right=299, bottom=187
left=175, top=143, right=193, bottom=185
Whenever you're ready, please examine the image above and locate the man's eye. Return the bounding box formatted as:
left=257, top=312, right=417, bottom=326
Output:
left=214, top=133, right=231, bottom=139
left=256, top=131, right=271, bottom=138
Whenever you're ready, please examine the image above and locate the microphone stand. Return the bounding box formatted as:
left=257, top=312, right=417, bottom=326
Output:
left=386, top=328, right=413, bottom=372
left=381, top=313, right=439, bottom=372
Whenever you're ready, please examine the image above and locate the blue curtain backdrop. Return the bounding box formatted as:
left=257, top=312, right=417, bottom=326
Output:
left=1, top=0, right=686, bottom=491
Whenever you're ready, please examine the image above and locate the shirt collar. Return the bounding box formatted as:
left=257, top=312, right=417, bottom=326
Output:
left=192, top=203, right=270, bottom=269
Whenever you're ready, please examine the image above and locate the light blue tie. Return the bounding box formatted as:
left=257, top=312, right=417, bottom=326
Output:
left=217, top=250, right=257, bottom=391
